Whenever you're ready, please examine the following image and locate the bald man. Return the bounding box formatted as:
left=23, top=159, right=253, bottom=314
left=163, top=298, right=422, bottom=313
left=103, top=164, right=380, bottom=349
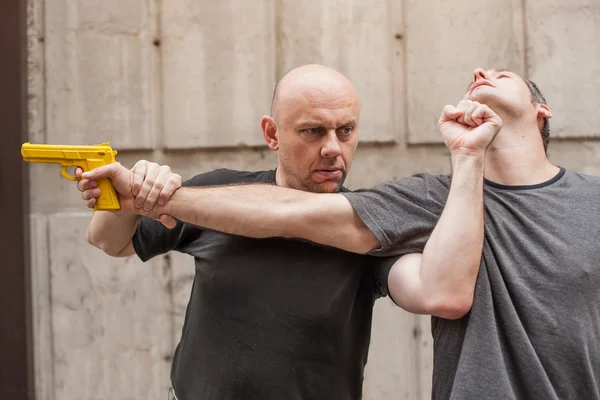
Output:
left=78, top=64, right=500, bottom=399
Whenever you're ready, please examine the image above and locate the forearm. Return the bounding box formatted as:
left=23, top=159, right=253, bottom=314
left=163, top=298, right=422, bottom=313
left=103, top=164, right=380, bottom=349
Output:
left=155, top=184, right=379, bottom=253
left=390, top=155, right=485, bottom=318
left=86, top=211, right=140, bottom=257
left=420, top=154, right=485, bottom=317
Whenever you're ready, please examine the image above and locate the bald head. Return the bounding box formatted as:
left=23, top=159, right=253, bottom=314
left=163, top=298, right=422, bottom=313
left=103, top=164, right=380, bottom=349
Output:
left=270, top=64, right=359, bottom=123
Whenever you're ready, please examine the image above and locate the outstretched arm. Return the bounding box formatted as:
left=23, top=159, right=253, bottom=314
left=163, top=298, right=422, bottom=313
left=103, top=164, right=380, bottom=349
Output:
left=81, top=167, right=381, bottom=254
left=157, top=184, right=381, bottom=254
left=386, top=100, right=502, bottom=319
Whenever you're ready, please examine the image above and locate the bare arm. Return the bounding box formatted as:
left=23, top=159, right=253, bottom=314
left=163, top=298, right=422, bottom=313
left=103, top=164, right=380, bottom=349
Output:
left=386, top=100, right=501, bottom=319
left=85, top=212, right=139, bottom=257
left=388, top=155, right=484, bottom=319
left=156, top=184, right=380, bottom=254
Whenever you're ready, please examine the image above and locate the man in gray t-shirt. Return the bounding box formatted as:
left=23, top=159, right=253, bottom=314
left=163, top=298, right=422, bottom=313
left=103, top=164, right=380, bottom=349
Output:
left=343, top=167, right=600, bottom=399
left=339, top=69, right=599, bottom=399
left=114, top=67, right=599, bottom=399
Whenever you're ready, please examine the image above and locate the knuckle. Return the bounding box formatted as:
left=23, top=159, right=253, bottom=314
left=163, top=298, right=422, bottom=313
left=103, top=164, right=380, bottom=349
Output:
left=145, top=193, right=157, bottom=203
left=168, top=174, right=182, bottom=185
left=153, top=181, right=165, bottom=191
left=159, top=191, right=169, bottom=201
left=143, top=177, right=155, bottom=188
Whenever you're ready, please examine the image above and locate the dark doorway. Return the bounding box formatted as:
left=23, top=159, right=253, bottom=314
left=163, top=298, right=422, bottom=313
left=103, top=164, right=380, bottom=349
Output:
left=0, top=0, right=34, bottom=399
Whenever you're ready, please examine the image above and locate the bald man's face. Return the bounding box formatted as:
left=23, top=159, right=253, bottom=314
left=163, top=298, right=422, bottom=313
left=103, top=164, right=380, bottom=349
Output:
left=272, top=78, right=360, bottom=193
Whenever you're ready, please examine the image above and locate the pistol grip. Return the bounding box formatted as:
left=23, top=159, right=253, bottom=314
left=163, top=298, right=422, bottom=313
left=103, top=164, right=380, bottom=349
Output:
left=94, top=178, right=121, bottom=211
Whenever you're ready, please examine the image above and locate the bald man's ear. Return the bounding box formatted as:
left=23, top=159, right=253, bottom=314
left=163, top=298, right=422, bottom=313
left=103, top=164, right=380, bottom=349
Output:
left=261, top=116, right=279, bottom=151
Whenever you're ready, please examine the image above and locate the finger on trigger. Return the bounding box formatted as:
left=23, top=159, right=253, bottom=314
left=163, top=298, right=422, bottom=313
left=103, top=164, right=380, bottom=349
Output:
left=86, top=198, right=96, bottom=209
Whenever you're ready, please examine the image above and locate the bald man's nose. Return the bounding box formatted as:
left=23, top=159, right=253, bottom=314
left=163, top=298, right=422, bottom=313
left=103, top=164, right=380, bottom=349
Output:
left=473, top=68, right=488, bottom=82
left=321, top=132, right=342, bottom=158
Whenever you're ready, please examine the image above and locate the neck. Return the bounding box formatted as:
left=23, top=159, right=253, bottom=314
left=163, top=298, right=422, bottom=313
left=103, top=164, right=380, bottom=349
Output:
left=275, top=167, right=286, bottom=187
left=483, top=123, right=560, bottom=186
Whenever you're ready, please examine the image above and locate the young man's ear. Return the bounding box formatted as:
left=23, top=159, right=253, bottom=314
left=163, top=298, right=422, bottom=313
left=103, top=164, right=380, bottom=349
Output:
left=538, top=104, right=552, bottom=119
left=261, top=116, right=279, bottom=151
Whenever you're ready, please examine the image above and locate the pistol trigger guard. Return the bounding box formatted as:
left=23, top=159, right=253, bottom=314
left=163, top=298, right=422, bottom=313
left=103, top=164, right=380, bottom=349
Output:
left=61, top=166, right=80, bottom=181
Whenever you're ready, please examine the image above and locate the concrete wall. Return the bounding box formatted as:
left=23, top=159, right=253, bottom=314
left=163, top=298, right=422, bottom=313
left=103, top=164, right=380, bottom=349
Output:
left=26, top=0, right=600, bottom=398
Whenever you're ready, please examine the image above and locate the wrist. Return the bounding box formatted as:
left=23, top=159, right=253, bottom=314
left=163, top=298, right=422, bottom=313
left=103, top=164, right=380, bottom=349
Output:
left=450, top=152, right=485, bottom=175
left=450, top=149, right=485, bottom=164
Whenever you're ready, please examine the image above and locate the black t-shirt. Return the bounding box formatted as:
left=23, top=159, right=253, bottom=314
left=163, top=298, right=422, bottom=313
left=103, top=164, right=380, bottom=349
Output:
left=132, top=169, right=392, bottom=400
left=342, top=168, right=600, bottom=400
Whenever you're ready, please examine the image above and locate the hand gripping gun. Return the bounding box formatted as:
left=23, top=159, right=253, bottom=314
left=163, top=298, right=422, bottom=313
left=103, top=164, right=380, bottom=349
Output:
left=21, top=142, right=121, bottom=211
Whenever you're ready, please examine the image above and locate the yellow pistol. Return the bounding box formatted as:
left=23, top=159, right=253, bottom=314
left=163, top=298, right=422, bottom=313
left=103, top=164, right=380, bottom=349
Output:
left=21, top=142, right=121, bottom=211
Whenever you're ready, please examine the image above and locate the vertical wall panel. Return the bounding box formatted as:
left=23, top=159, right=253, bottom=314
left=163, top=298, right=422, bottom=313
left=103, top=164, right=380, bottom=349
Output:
left=45, top=0, right=158, bottom=148
left=363, top=302, right=420, bottom=400
left=48, top=214, right=172, bottom=399
left=162, top=0, right=276, bottom=148
left=405, top=0, right=525, bottom=143
left=278, top=0, right=403, bottom=143
left=526, top=0, right=600, bottom=139
left=30, top=215, right=55, bottom=400
left=27, top=0, right=46, bottom=143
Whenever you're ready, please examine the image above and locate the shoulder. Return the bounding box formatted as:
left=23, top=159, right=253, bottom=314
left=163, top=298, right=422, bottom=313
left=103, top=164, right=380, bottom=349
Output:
left=351, top=172, right=450, bottom=197
left=184, top=168, right=275, bottom=187
left=564, top=169, right=600, bottom=184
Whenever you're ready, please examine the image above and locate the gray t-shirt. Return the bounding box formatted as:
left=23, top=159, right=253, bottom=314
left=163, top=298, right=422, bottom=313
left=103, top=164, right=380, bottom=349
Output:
left=342, top=168, right=600, bottom=400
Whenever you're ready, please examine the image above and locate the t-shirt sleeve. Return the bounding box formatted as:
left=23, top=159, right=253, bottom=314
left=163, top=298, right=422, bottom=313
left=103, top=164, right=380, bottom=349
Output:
left=131, top=169, right=237, bottom=262
left=371, top=255, right=400, bottom=299
left=342, top=173, right=449, bottom=257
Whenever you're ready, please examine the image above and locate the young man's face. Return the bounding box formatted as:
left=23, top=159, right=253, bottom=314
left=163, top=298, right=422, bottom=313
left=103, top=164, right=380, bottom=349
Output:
left=464, top=68, right=535, bottom=116
left=274, top=86, right=360, bottom=193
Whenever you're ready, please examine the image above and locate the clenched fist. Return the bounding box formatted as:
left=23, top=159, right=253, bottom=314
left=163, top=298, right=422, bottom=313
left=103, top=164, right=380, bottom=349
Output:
left=76, top=160, right=182, bottom=215
left=437, top=100, right=503, bottom=157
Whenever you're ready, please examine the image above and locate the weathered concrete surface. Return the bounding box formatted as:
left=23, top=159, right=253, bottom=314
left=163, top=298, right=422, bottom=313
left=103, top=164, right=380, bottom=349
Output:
left=405, top=0, right=525, bottom=144
left=278, top=0, right=402, bottom=143
left=162, top=0, right=276, bottom=148
left=47, top=214, right=172, bottom=399
left=45, top=0, right=158, bottom=149
left=526, top=1, right=600, bottom=139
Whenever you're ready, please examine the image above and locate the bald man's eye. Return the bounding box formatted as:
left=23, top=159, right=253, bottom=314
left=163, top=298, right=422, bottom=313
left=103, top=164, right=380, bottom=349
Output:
left=497, top=75, right=509, bottom=79
left=304, top=128, right=323, bottom=135
left=338, top=127, right=353, bottom=135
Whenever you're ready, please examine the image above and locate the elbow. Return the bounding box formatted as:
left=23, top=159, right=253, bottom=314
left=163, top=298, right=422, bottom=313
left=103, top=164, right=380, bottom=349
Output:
left=86, top=228, right=121, bottom=258
left=85, top=227, right=98, bottom=249
left=429, top=295, right=473, bottom=320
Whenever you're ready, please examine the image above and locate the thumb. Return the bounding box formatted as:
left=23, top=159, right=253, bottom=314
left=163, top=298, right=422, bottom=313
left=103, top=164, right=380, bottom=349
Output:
left=439, top=105, right=462, bottom=125
left=158, top=214, right=177, bottom=229
left=82, top=162, right=126, bottom=180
